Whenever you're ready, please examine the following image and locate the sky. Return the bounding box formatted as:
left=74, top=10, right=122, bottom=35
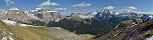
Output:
left=0, top=0, right=153, bottom=15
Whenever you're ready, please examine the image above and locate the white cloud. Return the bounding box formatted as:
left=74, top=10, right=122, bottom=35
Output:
left=119, top=6, right=153, bottom=14
left=126, top=6, right=137, bottom=10
left=4, top=0, right=15, bottom=6
left=0, top=9, right=5, bottom=11
left=55, top=8, right=67, bottom=11
left=121, top=6, right=137, bottom=13
left=51, top=2, right=60, bottom=6
left=72, top=2, right=91, bottom=8
left=103, top=6, right=115, bottom=10
left=136, top=11, right=153, bottom=14
left=37, top=0, right=60, bottom=7
left=0, top=9, right=5, bottom=14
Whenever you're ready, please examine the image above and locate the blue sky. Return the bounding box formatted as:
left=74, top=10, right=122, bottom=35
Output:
left=0, top=0, right=153, bottom=15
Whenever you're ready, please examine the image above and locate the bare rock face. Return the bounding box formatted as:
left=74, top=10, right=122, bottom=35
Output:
left=32, top=8, right=64, bottom=22
left=0, top=8, right=32, bottom=23
left=0, top=7, right=65, bottom=24
left=34, top=11, right=64, bottom=22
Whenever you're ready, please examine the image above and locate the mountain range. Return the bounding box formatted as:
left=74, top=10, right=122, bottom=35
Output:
left=0, top=7, right=153, bottom=40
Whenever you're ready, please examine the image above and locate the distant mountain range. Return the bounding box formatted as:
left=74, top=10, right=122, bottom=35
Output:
left=0, top=7, right=152, bottom=35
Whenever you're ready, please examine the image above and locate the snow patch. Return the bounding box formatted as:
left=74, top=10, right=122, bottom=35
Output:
left=19, top=24, right=44, bottom=27
left=50, top=27, right=61, bottom=30
left=9, top=36, right=14, bottom=40
left=1, top=36, right=14, bottom=40
left=2, top=20, right=17, bottom=26
left=2, top=37, right=7, bottom=40
left=2, top=31, right=6, bottom=34
left=55, top=18, right=61, bottom=22
left=33, top=26, right=44, bottom=27
left=19, top=24, right=32, bottom=27
left=9, top=32, right=14, bottom=35
left=78, top=15, right=92, bottom=19
left=27, top=14, right=39, bottom=20
left=92, top=12, right=97, bottom=15
left=145, top=35, right=153, bottom=40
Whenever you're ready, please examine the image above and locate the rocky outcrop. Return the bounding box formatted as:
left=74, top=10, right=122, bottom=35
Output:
left=0, top=8, right=65, bottom=25
left=0, top=8, right=39, bottom=24
left=94, top=19, right=153, bottom=40
left=32, top=8, right=64, bottom=22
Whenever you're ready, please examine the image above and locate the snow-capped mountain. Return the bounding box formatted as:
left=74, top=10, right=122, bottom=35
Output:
left=46, top=8, right=129, bottom=35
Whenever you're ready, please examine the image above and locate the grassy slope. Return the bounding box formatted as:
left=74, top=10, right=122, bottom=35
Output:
left=0, top=20, right=94, bottom=40
left=0, top=20, right=57, bottom=40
